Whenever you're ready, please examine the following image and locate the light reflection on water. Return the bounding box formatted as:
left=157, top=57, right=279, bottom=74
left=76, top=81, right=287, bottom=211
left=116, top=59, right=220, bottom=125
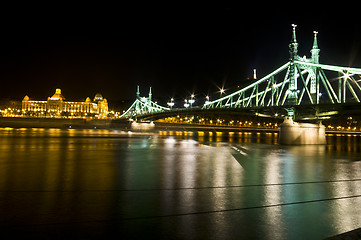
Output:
left=0, top=128, right=361, bottom=239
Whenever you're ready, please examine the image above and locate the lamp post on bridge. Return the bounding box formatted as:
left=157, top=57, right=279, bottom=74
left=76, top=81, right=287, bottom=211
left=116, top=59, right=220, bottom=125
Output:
left=219, top=88, right=225, bottom=96
left=205, top=95, right=210, bottom=104
left=184, top=99, right=190, bottom=108
left=167, top=98, right=175, bottom=109
left=188, top=94, right=195, bottom=108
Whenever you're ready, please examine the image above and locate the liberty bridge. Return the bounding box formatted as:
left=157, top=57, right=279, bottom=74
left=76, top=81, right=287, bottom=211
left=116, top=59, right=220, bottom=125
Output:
left=120, top=25, right=361, bottom=122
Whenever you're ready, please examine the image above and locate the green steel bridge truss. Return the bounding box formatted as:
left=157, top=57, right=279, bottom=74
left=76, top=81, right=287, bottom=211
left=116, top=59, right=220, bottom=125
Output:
left=120, top=86, right=170, bottom=118
left=202, top=61, right=361, bottom=109
left=122, top=25, right=361, bottom=119
left=203, top=26, right=361, bottom=117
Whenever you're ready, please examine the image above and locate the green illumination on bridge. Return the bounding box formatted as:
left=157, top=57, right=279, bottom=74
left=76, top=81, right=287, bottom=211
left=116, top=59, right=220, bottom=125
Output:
left=122, top=25, right=361, bottom=120
left=120, top=86, right=170, bottom=118
left=202, top=25, right=361, bottom=118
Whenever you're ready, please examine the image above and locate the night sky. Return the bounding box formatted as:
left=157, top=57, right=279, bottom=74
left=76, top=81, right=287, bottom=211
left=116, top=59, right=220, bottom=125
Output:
left=0, top=5, right=360, bottom=108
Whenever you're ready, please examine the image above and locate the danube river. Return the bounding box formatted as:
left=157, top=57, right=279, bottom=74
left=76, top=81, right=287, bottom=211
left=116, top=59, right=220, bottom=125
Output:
left=0, top=128, right=360, bottom=239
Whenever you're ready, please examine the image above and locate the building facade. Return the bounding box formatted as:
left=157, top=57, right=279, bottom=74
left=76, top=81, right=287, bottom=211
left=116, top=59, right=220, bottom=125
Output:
left=22, top=89, right=108, bottom=118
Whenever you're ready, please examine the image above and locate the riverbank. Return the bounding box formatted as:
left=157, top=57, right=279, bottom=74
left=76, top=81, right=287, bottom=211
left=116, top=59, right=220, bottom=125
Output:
left=2, top=117, right=361, bottom=136
left=154, top=122, right=278, bottom=133
left=0, top=117, right=278, bottom=132
left=0, top=117, right=130, bottom=129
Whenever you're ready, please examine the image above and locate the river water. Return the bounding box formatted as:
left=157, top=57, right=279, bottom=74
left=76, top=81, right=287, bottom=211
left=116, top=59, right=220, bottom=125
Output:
left=0, top=128, right=360, bottom=239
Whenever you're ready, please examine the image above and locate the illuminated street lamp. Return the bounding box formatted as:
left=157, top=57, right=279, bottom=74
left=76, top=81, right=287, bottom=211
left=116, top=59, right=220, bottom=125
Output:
left=343, top=71, right=351, bottom=80
left=205, top=95, right=210, bottom=104
left=167, top=98, right=175, bottom=109
left=188, top=94, right=195, bottom=107
left=184, top=99, right=190, bottom=108
left=219, top=88, right=225, bottom=96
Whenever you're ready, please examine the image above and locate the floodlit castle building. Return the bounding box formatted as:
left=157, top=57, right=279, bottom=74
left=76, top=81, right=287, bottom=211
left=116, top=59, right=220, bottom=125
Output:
left=22, top=88, right=108, bottom=118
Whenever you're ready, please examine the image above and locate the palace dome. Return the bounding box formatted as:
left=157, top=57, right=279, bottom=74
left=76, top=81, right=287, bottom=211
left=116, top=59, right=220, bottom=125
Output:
left=50, top=88, right=65, bottom=101
left=94, top=93, right=103, bottom=102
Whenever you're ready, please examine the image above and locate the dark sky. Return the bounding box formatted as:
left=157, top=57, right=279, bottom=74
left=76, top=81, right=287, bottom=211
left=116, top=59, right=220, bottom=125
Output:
left=0, top=5, right=360, bottom=107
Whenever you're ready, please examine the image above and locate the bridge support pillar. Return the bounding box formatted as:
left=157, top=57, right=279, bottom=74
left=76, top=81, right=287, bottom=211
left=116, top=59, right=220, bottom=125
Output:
left=131, top=121, right=155, bottom=131
left=285, top=107, right=295, bottom=120
left=279, top=117, right=326, bottom=145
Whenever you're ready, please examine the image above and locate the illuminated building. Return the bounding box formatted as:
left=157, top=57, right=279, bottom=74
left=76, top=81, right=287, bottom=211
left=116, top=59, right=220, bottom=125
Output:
left=22, top=88, right=108, bottom=118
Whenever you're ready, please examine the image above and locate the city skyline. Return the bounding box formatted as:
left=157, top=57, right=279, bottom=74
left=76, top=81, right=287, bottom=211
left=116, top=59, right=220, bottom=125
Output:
left=0, top=6, right=360, bottom=103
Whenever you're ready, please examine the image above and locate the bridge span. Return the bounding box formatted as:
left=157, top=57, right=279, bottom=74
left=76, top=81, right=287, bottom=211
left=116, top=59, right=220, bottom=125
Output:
left=121, top=25, right=361, bottom=123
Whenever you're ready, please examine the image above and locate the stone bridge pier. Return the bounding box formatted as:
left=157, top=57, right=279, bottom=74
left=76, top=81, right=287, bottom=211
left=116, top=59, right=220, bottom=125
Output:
left=279, top=117, right=326, bottom=145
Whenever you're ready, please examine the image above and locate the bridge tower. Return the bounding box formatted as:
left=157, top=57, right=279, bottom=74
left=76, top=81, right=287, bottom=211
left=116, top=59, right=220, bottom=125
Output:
left=120, top=86, right=170, bottom=118
left=287, top=24, right=299, bottom=107
left=148, top=87, right=152, bottom=101
left=310, top=31, right=320, bottom=64
left=310, top=31, right=320, bottom=103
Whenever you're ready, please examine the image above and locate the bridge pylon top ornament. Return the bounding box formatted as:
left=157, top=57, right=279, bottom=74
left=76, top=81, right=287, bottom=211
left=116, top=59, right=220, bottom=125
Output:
left=289, top=24, right=299, bottom=61
left=288, top=24, right=320, bottom=65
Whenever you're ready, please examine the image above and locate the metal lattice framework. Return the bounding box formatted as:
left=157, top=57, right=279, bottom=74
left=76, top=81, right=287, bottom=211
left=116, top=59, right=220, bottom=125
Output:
left=203, top=25, right=361, bottom=117
left=122, top=25, right=361, bottom=119
left=120, top=86, right=169, bottom=118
